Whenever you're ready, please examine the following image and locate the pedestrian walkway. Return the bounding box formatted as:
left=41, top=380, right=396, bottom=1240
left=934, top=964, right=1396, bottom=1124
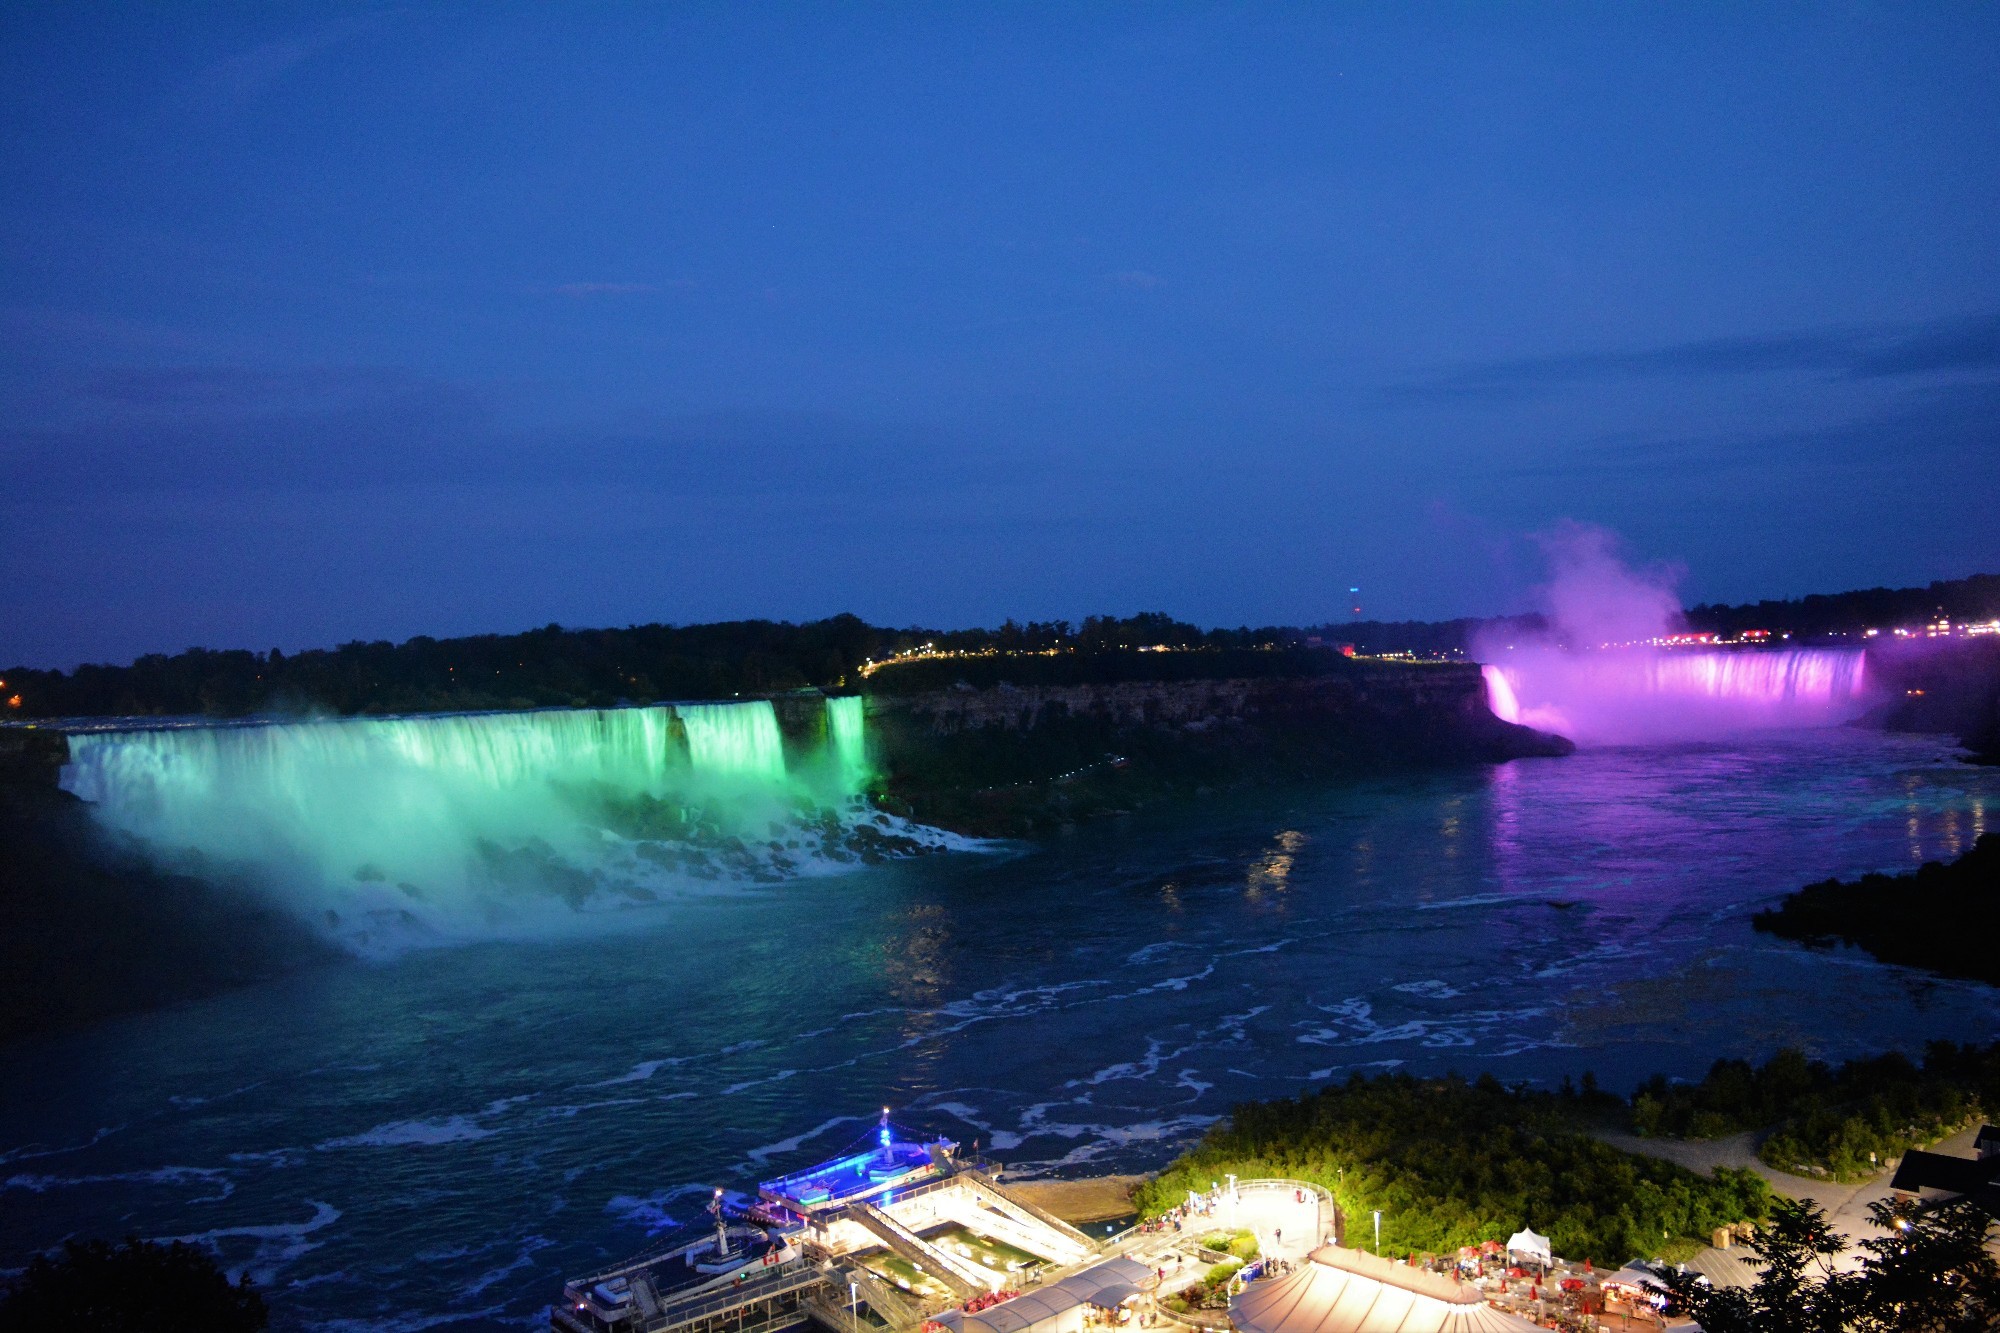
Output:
left=1594, top=1122, right=1987, bottom=1270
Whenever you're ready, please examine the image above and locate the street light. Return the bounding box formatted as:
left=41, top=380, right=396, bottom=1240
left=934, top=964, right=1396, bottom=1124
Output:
left=1373, top=1211, right=1382, bottom=1255
left=849, top=1280, right=858, bottom=1325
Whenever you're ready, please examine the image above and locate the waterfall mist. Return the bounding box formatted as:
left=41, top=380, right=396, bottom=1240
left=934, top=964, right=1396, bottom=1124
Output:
left=1475, top=525, right=1871, bottom=745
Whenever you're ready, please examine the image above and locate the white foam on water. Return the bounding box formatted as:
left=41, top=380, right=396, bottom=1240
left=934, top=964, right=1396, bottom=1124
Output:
left=1414, top=893, right=1520, bottom=911
left=316, top=1096, right=529, bottom=1151
left=308, top=1307, right=505, bottom=1333
left=740, top=1115, right=864, bottom=1169
left=1136, top=963, right=1216, bottom=993
left=589, top=1057, right=688, bottom=1086
left=1294, top=997, right=1553, bottom=1052
left=165, top=1198, right=342, bottom=1286
left=605, top=1182, right=718, bottom=1234
left=1007, top=1113, right=1223, bottom=1172
left=1393, top=980, right=1465, bottom=999
left=318, top=1117, right=497, bottom=1149
left=3, top=1164, right=234, bottom=1197
left=458, top=1238, right=552, bottom=1300
left=719, top=1068, right=798, bottom=1096
left=0, top=1124, right=126, bottom=1167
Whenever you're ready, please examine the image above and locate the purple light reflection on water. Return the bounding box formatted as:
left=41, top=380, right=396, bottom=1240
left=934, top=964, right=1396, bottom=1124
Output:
left=2, top=729, right=1995, bottom=1330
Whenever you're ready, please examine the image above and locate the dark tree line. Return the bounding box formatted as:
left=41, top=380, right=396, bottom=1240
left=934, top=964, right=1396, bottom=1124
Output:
left=1631, top=1037, right=2000, bottom=1182
left=1321, top=573, right=2000, bottom=657
left=5, top=573, right=1993, bottom=719
left=1755, top=834, right=2000, bottom=989
left=3, top=616, right=886, bottom=718
left=1685, top=573, right=2000, bottom=640
left=2, top=613, right=1311, bottom=720
left=0, top=1237, right=267, bottom=1332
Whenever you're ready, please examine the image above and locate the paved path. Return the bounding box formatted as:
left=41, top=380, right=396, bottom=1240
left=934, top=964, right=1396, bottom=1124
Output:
left=1210, top=1186, right=1325, bottom=1264
left=1110, top=1183, right=1326, bottom=1313
left=1594, top=1124, right=1985, bottom=1270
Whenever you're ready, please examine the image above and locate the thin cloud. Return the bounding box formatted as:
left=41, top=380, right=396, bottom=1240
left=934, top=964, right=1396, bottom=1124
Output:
left=73, top=365, right=429, bottom=413
left=548, top=282, right=663, bottom=298
left=1390, top=311, right=2000, bottom=403
left=1477, top=379, right=2000, bottom=482
left=532, top=282, right=696, bottom=300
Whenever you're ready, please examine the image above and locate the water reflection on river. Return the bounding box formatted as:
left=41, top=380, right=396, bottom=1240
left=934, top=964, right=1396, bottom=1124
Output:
left=2, top=730, right=1997, bottom=1330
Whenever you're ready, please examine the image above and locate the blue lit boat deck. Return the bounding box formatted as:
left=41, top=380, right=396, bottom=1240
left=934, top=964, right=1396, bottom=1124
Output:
left=760, top=1138, right=937, bottom=1210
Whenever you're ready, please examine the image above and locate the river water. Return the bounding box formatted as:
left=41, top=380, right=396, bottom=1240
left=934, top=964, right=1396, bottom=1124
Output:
left=3, top=730, right=1996, bottom=1330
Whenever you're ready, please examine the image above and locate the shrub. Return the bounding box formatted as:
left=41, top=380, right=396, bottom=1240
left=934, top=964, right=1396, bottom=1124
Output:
left=1136, top=1071, right=1769, bottom=1263
left=0, top=1237, right=266, bottom=1333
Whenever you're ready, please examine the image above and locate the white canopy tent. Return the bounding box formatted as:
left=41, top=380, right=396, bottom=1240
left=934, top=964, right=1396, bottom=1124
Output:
left=1229, top=1244, right=1543, bottom=1333
left=1503, top=1230, right=1551, bottom=1265
left=1601, top=1264, right=1665, bottom=1305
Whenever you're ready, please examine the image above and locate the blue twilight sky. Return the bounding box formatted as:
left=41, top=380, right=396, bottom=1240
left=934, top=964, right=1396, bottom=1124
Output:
left=3, top=4, right=1998, bottom=667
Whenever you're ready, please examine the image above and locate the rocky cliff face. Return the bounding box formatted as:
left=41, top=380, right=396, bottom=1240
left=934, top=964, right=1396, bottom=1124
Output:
left=0, top=726, right=69, bottom=787
left=1864, top=638, right=2000, bottom=762
left=864, top=663, right=1569, bottom=836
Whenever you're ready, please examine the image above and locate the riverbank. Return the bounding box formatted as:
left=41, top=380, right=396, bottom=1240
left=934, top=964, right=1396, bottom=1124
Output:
left=1002, top=1175, right=1147, bottom=1224
left=4, top=729, right=1996, bottom=1327
left=0, top=781, right=334, bottom=1043
left=1754, top=832, right=2000, bottom=985
left=866, top=667, right=1569, bottom=836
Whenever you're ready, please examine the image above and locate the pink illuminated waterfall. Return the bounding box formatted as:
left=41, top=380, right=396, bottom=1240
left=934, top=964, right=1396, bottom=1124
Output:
left=1482, top=648, right=1867, bottom=745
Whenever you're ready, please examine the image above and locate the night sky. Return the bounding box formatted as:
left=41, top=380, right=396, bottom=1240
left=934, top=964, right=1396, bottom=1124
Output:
left=4, top=5, right=1996, bottom=668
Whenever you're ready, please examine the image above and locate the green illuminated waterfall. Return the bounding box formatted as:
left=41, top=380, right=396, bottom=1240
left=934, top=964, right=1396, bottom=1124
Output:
left=59, top=698, right=908, bottom=954
left=827, top=696, right=869, bottom=791
left=677, top=702, right=786, bottom=782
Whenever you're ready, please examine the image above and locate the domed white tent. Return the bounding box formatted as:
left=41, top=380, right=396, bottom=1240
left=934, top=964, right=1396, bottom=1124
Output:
left=1229, top=1245, right=1543, bottom=1333
left=1504, top=1229, right=1551, bottom=1266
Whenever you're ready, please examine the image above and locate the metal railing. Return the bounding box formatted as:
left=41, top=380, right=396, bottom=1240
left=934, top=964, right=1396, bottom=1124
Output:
left=829, top=1258, right=926, bottom=1330
left=847, top=1203, right=984, bottom=1298
left=636, top=1262, right=828, bottom=1333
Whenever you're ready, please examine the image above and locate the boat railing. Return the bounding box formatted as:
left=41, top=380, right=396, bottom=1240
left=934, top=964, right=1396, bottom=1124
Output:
left=816, top=1170, right=963, bottom=1223
left=635, top=1260, right=827, bottom=1333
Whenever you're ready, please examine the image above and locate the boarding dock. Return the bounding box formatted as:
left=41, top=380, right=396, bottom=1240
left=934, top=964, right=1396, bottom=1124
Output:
left=553, top=1117, right=1335, bottom=1333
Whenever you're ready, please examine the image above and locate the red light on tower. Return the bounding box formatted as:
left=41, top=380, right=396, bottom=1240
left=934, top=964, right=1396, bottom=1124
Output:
left=1349, top=586, right=1361, bottom=618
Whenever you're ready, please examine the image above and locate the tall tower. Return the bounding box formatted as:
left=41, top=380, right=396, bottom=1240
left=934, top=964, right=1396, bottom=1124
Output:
left=1349, top=587, right=1362, bottom=619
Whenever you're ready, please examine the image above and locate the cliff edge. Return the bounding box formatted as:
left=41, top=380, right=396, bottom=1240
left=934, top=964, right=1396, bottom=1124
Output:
left=866, top=662, right=1569, bottom=836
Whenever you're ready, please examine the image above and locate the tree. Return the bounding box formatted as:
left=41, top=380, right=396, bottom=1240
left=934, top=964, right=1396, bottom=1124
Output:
left=1649, top=1198, right=1854, bottom=1333
left=1852, top=1197, right=2000, bottom=1333
left=0, top=1237, right=267, bottom=1333
left=1654, top=1195, right=2000, bottom=1333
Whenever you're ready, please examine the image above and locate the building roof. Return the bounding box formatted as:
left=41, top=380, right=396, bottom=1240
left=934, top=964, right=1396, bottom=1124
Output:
left=1889, top=1148, right=2000, bottom=1197
left=1229, top=1245, right=1543, bottom=1333
left=1601, top=1265, right=1659, bottom=1296
left=1677, top=1249, right=1762, bottom=1291
left=961, top=1258, right=1153, bottom=1333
